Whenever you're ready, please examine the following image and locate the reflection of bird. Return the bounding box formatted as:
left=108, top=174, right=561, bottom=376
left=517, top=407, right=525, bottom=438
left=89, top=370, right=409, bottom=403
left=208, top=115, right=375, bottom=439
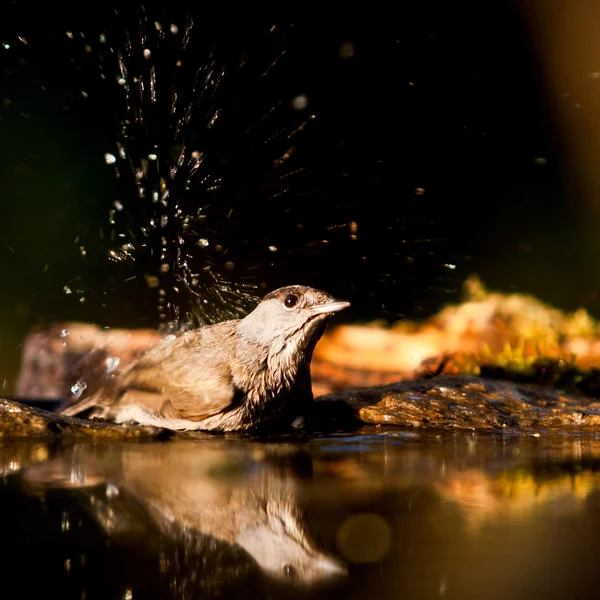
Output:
left=119, top=443, right=347, bottom=585
left=59, top=286, right=349, bottom=432
left=22, top=442, right=346, bottom=586
left=234, top=490, right=346, bottom=583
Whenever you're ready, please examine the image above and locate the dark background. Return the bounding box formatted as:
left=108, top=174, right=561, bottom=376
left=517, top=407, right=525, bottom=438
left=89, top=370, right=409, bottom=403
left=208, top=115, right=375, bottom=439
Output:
left=0, top=2, right=596, bottom=390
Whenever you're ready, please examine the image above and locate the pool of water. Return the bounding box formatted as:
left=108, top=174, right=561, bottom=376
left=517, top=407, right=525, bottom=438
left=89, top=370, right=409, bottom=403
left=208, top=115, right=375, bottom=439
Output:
left=3, top=427, right=600, bottom=599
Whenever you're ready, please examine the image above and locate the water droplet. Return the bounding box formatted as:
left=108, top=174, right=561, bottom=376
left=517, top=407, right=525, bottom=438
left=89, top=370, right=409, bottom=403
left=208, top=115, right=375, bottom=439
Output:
left=197, top=238, right=209, bottom=247
left=208, top=110, right=220, bottom=128
left=170, top=24, right=178, bottom=34
left=443, top=264, right=456, bottom=270
left=148, top=153, right=157, bottom=160
left=71, top=380, right=87, bottom=399
left=99, top=34, right=106, bottom=44
left=143, top=48, right=151, bottom=59
left=292, top=94, right=308, bottom=110
left=104, top=153, right=116, bottom=164
left=105, top=356, right=120, bottom=374
left=268, top=245, right=278, bottom=252
left=225, top=261, right=235, bottom=271
left=118, top=77, right=126, bottom=86
left=60, top=329, right=70, bottom=338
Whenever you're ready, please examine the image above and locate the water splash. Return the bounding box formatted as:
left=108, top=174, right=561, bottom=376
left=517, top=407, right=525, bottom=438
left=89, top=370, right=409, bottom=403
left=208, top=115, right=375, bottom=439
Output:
left=105, top=357, right=120, bottom=374
left=99, top=17, right=331, bottom=327
left=70, top=380, right=87, bottom=399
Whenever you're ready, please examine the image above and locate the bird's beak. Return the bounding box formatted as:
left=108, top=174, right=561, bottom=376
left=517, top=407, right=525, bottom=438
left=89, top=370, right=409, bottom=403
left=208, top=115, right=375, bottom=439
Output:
left=316, top=556, right=348, bottom=576
left=311, top=299, right=351, bottom=315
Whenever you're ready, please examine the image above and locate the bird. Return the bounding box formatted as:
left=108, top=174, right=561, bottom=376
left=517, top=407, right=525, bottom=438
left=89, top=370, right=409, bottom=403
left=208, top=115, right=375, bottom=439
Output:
left=58, top=285, right=350, bottom=432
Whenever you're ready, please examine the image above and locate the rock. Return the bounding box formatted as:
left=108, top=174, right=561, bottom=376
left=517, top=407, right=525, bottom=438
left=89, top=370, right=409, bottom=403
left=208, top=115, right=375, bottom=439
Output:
left=317, top=374, right=600, bottom=433
left=0, top=398, right=165, bottom=439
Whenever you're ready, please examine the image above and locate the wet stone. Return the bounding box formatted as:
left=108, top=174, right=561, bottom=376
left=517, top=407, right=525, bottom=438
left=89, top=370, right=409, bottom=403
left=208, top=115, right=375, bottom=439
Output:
left=0, top=398, right=164, bottom=439
left=316, top=375, right=600, bottom=433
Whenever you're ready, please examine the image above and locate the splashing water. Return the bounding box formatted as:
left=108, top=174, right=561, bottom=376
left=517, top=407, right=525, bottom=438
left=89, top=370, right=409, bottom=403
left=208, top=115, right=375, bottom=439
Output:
left=96, top=17, right=339, bottom=328
left=70, top=380, right=87, bottom=399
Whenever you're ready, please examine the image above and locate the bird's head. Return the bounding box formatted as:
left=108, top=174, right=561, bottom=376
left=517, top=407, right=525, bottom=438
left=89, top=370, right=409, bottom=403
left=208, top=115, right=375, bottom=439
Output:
left=237, top=286, right=350, bottom=360
left=236, top=493, right=347, bottom=585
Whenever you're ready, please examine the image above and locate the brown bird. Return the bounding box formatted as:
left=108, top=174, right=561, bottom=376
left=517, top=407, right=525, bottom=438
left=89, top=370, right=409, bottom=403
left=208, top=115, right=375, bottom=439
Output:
left=59, top=285, right=349, bottom=432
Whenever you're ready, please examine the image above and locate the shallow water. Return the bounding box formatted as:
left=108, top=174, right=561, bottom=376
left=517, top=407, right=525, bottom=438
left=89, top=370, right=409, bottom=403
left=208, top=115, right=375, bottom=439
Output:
left=3, top=428, right=600, bottom=599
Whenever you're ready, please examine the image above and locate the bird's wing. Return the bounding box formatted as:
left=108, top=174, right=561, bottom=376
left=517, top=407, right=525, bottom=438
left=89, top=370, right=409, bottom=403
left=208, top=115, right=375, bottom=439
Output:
left=120, top=353, right=236, bottom=421
left=60, top=325, right=238, bottom=422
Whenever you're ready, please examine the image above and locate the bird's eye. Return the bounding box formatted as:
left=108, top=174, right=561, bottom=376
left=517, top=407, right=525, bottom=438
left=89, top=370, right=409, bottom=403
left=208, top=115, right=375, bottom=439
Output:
left=284, top=294, right=299, bottom=308
left=282, top=564, right=298, bottom=581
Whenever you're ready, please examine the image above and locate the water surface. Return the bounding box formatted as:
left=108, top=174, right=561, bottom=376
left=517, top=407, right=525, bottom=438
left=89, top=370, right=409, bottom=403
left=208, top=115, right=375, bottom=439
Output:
left=3, top=428, right=600, bottom=599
